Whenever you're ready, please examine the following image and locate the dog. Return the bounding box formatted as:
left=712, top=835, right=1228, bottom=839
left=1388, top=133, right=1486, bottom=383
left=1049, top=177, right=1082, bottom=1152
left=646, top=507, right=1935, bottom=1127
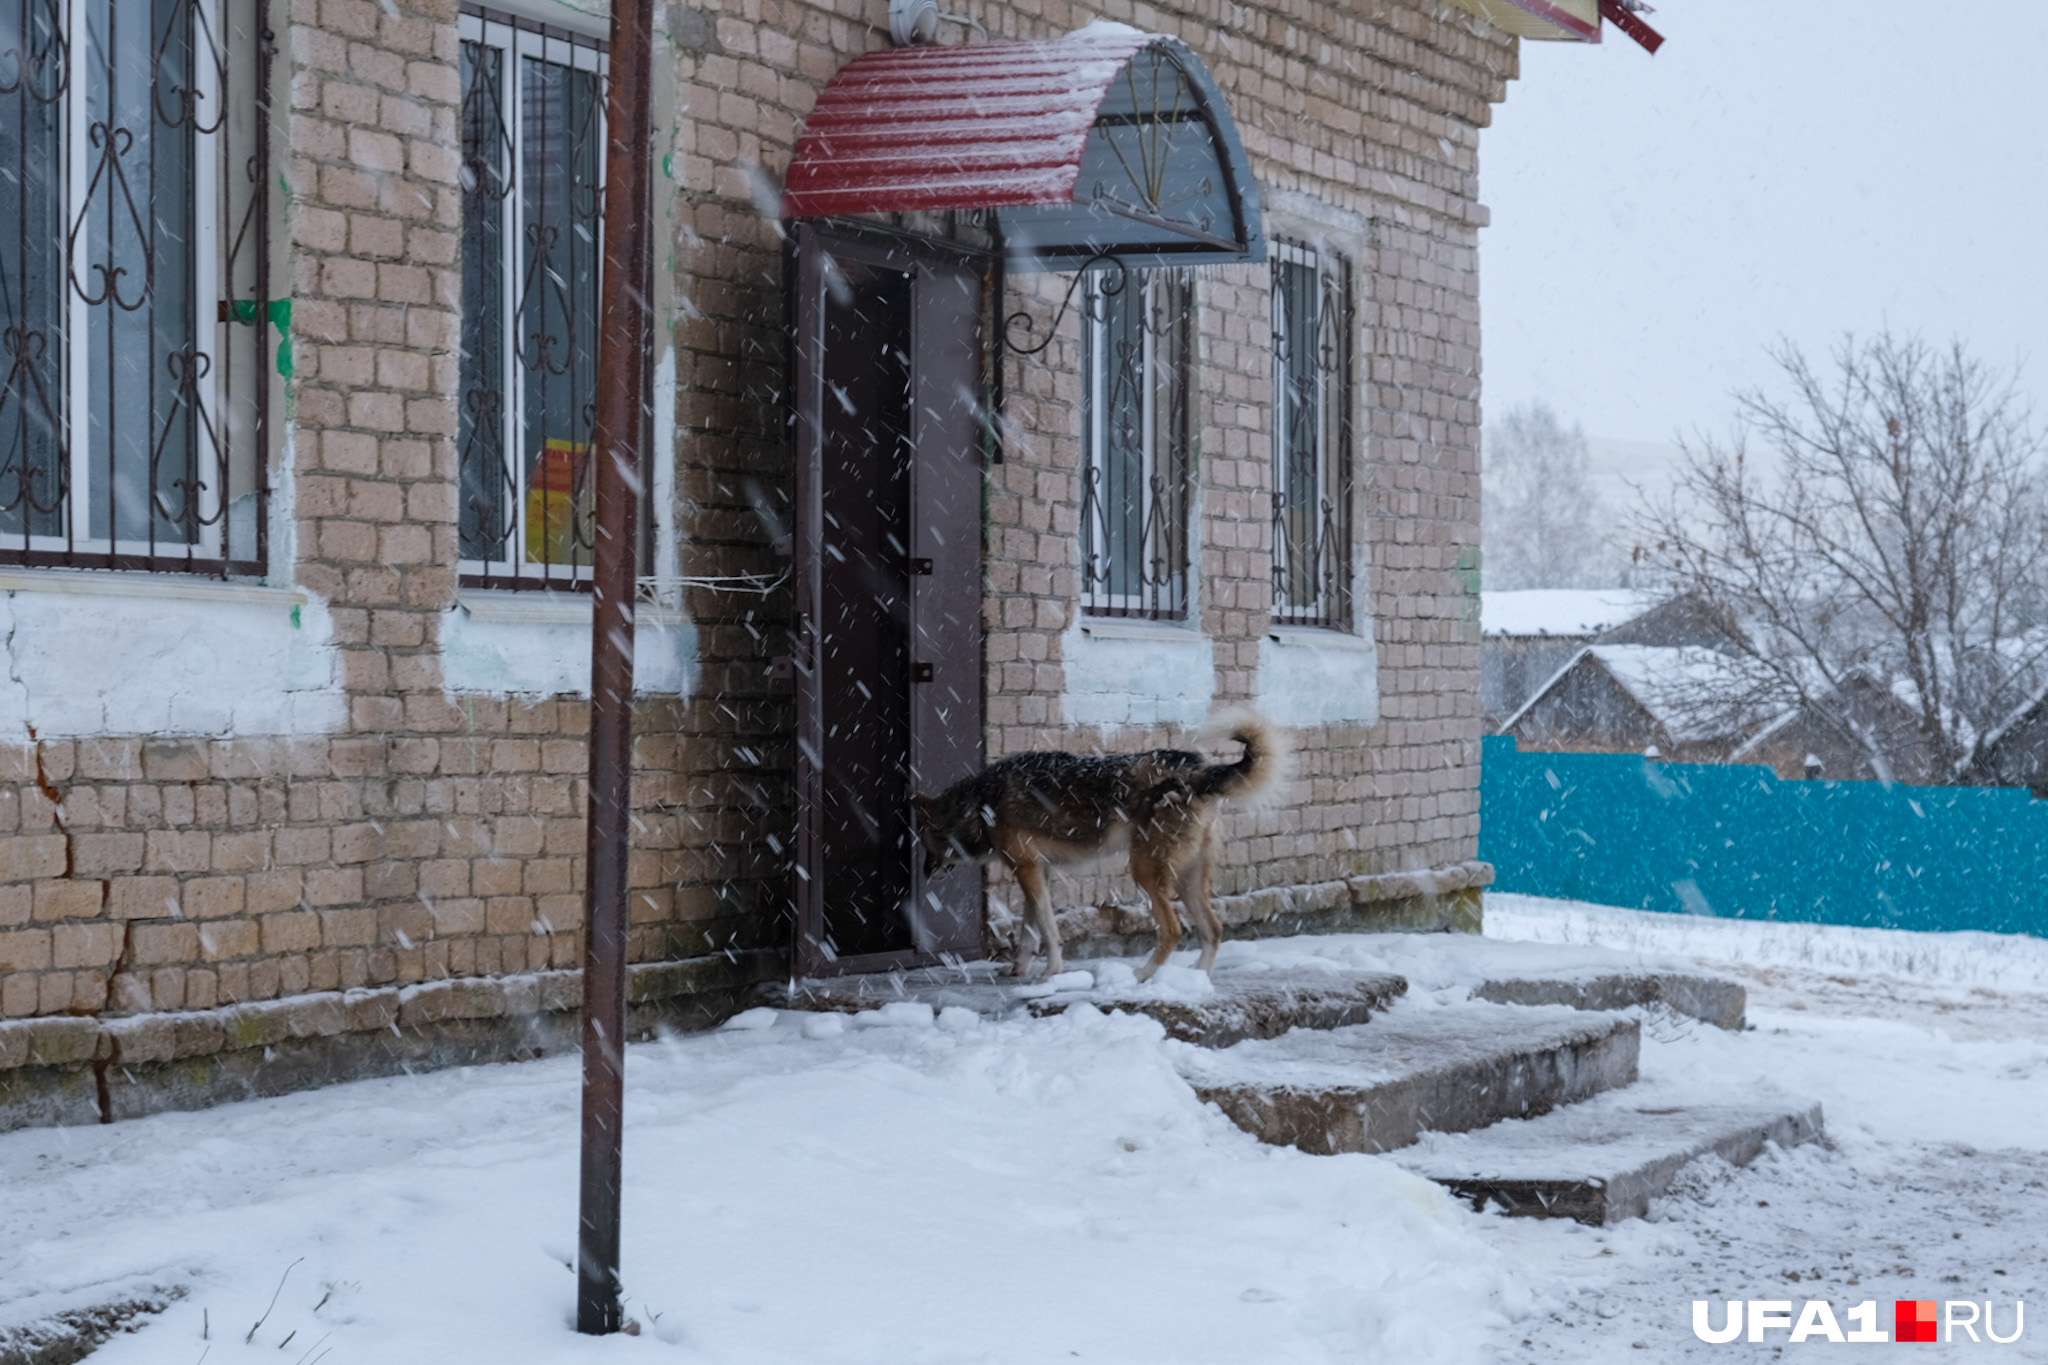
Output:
left=912, top=712, right=1288, bottom=982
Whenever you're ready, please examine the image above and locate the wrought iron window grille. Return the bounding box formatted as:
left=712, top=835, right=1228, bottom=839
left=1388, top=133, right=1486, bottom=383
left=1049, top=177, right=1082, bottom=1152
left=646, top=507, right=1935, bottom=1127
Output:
left=0, top=0, right=274, bottom=577
left=1269, top=239, right=1354, bottom=631
left=1080, top=265, right=1192, bottom=621
left=457, top=7, right=610, bottom=591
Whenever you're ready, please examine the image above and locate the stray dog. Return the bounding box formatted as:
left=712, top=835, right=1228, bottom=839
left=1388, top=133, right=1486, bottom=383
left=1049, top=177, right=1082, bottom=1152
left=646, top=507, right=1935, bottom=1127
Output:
left=912, top=712, right=1288, bottom=982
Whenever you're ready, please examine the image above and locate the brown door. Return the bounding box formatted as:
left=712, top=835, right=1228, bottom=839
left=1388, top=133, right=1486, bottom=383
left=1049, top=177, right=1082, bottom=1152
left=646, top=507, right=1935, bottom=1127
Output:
left=792, top=226, right=987, bottom=975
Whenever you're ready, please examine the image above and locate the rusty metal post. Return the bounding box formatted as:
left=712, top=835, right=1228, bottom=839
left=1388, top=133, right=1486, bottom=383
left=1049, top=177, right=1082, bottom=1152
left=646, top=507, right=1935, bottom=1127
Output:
left=577, top=0, right=654, bottom=1337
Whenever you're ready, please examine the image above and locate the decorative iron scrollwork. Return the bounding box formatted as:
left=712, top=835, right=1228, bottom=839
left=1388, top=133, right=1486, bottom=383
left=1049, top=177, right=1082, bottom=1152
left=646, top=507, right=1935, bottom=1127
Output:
left=153, top=0, right=230, bottom=134
left=0, top=0, right=67, bottom=104
left=1079, top=268, right=1192, bottom=620
left=1270, top=241, right=1353, bottom=629
left=457, top=14, right=607, bottom=588
left=1000, top=249, right=1128, bottom=357
left=150, top=346, right=228, bottom=528
left=3, top=0, right=271, bottom=573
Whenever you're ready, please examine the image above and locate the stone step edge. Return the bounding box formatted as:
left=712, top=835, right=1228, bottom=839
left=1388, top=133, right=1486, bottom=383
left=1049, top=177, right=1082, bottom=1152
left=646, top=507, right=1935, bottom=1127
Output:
left=1409, top=1101, right=1826, bottom=1224
left=1023, top=973, right=1408, bottom=1047
left=1193, top=1012, right=1641, bottom=1155
left=1047, top=859, right=1495, bottom=942
left=1474, top=972, right=1748, bottom=1031
left=770, top=967, right=1412, bottom=1048
left=0, top=950, right=779, bottom=1074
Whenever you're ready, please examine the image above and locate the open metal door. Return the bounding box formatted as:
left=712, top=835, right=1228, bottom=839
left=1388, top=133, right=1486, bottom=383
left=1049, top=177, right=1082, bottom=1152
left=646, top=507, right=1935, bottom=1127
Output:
left=793, top=226, right=987, bottom=976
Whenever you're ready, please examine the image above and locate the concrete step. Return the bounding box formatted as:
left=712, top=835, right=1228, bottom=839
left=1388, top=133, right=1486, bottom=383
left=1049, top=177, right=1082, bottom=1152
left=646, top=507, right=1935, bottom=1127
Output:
left=766, top=962, right=1408, bottom=1047
left=1392, top=1091, right=1826, bottom=1224
left=1472, top=971, right=1747, bottom=1031
left=1181, top=1002, right=1640, bottom=1155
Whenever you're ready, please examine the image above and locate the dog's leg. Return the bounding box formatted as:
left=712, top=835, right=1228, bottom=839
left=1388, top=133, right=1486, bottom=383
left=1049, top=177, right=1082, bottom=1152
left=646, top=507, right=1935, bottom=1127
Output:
left=1130, top=847, right=1183, bottom=983
left=1180, top=823, right=1225, bottom=976
left=1013, top=857, right=1061, bottom=978
left=1006, top=890, right=1037, bottom=977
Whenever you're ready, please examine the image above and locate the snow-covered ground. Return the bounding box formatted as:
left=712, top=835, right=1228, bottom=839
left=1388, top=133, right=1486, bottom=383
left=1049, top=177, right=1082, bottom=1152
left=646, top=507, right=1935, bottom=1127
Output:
left=1480, top=895, right=2048, bottom=1362
left=3, top=896, right=2044, bottom=1362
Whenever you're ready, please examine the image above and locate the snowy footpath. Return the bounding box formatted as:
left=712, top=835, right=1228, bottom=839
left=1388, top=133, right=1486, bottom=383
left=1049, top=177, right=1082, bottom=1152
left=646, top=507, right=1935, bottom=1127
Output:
left=3, top=895, right=2045, bottom=1363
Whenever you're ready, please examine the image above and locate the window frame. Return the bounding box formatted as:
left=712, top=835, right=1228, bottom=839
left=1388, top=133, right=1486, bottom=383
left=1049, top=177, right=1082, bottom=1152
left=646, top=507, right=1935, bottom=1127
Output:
left=1079, top=266, right=1193, bottom=621
left=0, top=0, right=273, bottom=578
left=456, top=6, right=609, bottom=592
left=1269, top=237, right=1355, bottom=631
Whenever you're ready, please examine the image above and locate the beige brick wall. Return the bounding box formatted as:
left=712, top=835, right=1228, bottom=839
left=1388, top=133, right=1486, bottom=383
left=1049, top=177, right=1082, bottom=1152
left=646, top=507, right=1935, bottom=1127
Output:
left=670, top=0, right=1503, bottom=916
left=0, top=0, right=1508, bottom=1024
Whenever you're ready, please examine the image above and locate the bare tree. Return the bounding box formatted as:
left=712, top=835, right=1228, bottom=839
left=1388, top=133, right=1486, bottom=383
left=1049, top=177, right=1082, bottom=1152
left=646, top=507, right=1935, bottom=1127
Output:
left=1483, top=399, right=1616, bottom=589
left=1635, top=332, right=2048, bottom=783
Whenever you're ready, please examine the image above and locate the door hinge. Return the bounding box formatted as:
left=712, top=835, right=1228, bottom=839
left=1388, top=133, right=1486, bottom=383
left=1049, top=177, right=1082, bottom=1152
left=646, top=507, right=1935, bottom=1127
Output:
left=908, top=556, right=933, bottom=576
left=912, top=661, right=934, bottom=683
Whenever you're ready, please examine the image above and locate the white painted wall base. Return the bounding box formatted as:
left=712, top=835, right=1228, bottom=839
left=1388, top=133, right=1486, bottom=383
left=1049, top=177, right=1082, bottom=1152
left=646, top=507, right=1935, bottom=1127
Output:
left=1258, top=626, right=1379, bottom=727
left=0, top=570, right=344, bottom=738
left=440, top=592, right=699, bottom=698
left=1060, top=616, right=1215, bottom=730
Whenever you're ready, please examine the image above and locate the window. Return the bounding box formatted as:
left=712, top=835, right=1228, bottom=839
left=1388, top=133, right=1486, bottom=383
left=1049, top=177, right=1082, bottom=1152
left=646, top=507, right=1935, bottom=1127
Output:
left=1080, top=268, right=1191, bottom=620
left=1270, top=240, right=1354, bottom=629
left=0, top=0, right=271, bottom=575
left=458, top=10, right=605, bottom=589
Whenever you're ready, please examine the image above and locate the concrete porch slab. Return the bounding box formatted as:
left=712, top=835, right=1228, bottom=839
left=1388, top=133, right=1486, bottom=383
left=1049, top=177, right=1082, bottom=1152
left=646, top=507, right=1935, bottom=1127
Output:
left=763, top=962, right=1409, bottom=1048
left=1393, top=1092, right=1826, bottom=1224
left=1182, top=1002, right=1640, bottom=1155
left=1213, top=933, right=1750, bottom=1030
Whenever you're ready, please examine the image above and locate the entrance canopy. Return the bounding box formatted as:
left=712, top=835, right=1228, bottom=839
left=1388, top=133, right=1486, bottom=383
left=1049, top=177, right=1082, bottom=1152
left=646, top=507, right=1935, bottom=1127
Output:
left=782, top=27, right=1264, bottom=270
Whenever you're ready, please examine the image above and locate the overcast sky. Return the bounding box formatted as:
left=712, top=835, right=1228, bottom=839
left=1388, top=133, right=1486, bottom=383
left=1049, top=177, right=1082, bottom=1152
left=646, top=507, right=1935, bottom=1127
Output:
left=1479, top=0, right=2048, bottom=464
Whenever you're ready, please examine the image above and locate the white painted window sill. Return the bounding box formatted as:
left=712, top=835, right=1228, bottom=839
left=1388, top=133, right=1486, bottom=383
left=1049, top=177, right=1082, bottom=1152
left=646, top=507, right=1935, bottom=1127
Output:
left=1078, top=615, right=1204, bottom=642
left=0, top=568, right=305, bottom=608
left=1267, top=624, right=1375, bottom=653
left=457, top=590, right=689, bottom=628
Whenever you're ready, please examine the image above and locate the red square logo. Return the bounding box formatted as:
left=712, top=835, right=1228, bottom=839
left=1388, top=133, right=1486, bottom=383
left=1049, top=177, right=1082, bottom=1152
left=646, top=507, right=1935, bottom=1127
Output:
left=1895, top=1300, right=1938, bottom=1343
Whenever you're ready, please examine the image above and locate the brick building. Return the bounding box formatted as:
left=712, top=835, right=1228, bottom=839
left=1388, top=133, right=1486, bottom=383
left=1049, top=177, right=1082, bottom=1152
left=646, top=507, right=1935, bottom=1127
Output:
left=0, top=0, right=1626, bottom=1127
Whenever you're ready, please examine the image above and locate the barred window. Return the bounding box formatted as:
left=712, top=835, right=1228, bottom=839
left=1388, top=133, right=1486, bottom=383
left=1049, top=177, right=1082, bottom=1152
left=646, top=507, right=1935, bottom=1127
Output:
left=0, top=0, right=272, bottom=575
left=457, top=10, right=605, bottom=590
left=1080, top=268, right=1191, bottom=620
left=1270, top=239, right=1354, bottom=629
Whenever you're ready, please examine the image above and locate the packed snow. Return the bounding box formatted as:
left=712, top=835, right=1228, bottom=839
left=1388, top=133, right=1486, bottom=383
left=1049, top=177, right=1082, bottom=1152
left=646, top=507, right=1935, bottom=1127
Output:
left=2, top=896, right=2044, bottom=1362
left=1478, top=894, right=2048, bottom=1361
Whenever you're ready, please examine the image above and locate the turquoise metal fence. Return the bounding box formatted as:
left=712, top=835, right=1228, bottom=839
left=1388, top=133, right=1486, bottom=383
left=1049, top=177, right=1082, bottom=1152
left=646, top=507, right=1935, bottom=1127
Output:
left=1480, top=735, right=2048, bottom=936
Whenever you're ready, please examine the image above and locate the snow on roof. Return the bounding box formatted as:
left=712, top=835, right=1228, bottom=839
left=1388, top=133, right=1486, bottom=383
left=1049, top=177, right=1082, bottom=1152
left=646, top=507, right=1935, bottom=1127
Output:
left=1588, top=644, right=1774, bottom=744
left=1978, top=678, right=2048, bottom=755
left=1500, top=643, right=1771, bottom=744
left=1481, top=589, right=1649, bottom=639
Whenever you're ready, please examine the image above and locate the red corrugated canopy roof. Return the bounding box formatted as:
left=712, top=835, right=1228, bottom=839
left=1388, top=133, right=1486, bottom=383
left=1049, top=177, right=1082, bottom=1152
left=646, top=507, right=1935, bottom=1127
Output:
left=782, top=28, right=1156, bottom=219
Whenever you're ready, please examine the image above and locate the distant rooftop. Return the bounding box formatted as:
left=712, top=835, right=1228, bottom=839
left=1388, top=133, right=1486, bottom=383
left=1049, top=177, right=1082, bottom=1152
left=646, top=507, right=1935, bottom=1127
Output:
left=1482, top=589, right=1648, bottom=639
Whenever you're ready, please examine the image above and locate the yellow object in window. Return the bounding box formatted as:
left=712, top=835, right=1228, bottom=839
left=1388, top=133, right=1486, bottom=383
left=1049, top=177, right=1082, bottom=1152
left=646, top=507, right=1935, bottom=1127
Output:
left=525, top=439, right=593, bottom=566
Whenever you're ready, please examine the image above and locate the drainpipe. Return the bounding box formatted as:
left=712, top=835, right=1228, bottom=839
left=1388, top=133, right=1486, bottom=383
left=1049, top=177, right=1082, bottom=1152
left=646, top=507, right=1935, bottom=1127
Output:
left=579, top=0, right=655, bottom=1338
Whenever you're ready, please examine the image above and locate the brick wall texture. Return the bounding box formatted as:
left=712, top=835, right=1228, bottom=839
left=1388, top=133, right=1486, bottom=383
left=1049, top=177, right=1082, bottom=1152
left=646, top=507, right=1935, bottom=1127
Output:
left=0, top=0, right=1513, bottom=1022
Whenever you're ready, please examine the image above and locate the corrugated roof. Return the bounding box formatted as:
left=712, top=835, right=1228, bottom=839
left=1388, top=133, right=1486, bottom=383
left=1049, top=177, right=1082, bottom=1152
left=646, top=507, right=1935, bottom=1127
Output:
left=783, top=30, right=1152, bottom=218
left=785, top=28, right=1237, bottom=224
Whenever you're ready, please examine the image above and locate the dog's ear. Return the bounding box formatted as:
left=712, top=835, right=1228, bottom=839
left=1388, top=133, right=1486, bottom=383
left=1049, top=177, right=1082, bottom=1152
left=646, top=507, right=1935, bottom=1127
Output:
left=909, top=793, right=935, bottom=825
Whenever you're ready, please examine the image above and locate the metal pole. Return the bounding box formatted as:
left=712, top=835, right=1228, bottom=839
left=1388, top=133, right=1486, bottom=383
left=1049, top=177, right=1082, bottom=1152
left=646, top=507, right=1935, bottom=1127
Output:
left=577, top=0, right=653, bottom=1337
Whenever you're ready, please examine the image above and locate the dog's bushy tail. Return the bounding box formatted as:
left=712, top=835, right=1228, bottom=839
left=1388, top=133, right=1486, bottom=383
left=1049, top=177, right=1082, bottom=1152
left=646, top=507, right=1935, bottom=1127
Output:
left=1193, top=708, right=1290, bottom=803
